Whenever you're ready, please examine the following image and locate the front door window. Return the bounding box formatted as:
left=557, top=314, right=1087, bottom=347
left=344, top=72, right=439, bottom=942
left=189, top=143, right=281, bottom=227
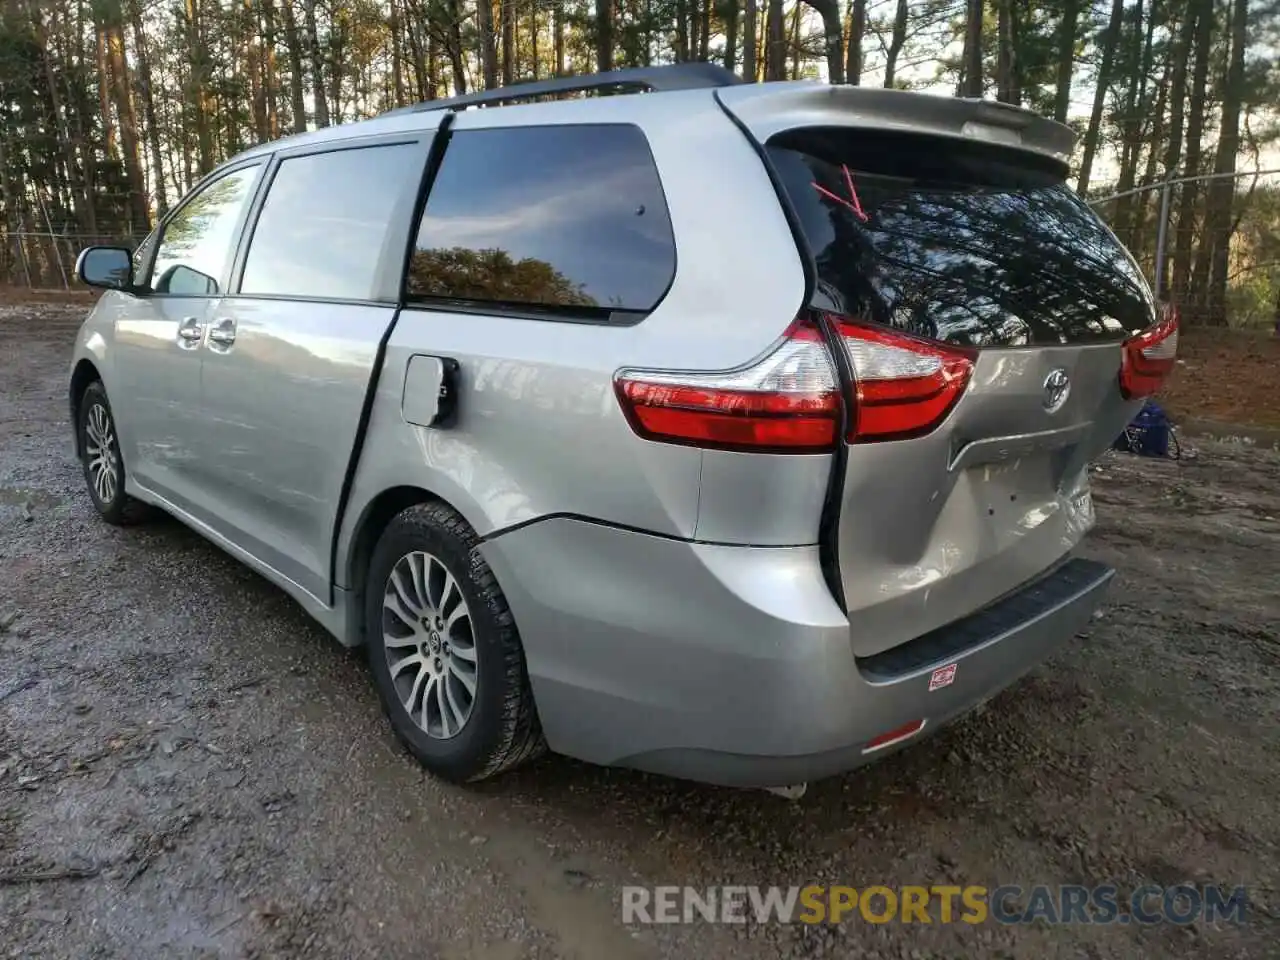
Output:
left=148, top=166, right=260, bottom=295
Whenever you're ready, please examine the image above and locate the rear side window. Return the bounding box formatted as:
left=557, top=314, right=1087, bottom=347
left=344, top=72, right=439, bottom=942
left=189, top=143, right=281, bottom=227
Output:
left=407, top=124, right=674, bottom=319
left=240, top=143, right=423, bottom=300
left=767, top=128, right=1157, bottom=347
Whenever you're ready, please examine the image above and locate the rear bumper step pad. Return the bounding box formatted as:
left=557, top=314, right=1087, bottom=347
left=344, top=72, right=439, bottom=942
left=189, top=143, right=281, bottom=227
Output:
left=857, top=558, right=1114, bottom=681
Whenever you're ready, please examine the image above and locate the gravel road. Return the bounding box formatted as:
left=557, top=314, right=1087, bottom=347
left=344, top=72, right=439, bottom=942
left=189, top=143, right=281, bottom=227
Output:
left=1, top=300, right=1277, bottom=959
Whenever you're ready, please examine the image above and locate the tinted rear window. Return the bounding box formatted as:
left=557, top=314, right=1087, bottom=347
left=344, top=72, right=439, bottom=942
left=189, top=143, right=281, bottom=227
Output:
left=768, top=129, right=1157, bottom=348
left=407, top=124, right=674, bottom=320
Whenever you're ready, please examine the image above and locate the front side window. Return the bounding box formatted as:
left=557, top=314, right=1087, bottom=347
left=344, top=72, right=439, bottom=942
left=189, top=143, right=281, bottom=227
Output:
left=149, top=165, right=260, bottom=295
left=240, top=143, right=424, bottom=300
left=407, top=124, right=675, bottom=319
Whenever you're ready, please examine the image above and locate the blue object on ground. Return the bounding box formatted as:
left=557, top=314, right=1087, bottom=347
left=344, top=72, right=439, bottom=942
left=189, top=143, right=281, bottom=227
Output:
left=1113, top=399, right=1175, bottom=458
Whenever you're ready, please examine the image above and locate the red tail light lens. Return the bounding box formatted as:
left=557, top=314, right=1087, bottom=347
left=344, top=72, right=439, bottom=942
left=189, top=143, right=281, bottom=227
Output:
left=614, top=320, right=840, bottom=453
left=829, top=317, right=976, bottom=443
left=1119, top=305, right=1179, bottom=399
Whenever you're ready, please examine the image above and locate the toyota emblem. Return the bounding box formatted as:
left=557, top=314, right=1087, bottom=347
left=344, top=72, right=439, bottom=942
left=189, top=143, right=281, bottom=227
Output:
left=1042, top=368, right=1071, bottom=413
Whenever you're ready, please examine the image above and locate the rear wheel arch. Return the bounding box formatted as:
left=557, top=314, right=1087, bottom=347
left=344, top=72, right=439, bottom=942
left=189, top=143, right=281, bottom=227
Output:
left=361, top=496, right=546, bottom=780
left=344, top=486, right=487, bottom=647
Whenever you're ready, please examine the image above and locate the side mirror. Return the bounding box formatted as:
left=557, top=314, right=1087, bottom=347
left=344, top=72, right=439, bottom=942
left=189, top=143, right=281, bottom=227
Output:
left=75, top=246, right=134, bottom=290
left=155, top=263, right=219, bottom=296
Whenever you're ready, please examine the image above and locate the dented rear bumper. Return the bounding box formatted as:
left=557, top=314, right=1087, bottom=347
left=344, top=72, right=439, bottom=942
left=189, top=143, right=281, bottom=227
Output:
left=481, top=516, right=1114, bottom=788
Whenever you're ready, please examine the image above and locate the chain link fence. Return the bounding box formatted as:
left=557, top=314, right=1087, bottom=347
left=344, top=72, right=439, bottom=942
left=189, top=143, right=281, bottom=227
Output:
left=1088, top=168, right=1280, bottom=331
left=5, top=170, right=1279, bottom=333
left=1, top=229, right=143, bottom=292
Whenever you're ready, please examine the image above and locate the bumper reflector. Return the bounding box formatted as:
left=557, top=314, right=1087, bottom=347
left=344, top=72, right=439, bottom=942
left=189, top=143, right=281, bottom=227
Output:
left=862, top=718, right=927, bottom=754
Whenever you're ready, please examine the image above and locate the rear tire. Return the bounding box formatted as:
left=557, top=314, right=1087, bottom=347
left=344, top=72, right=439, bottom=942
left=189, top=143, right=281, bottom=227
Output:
left=78, top=381, right=149, bottom=526
left=365, top=501, right=545, bottom=783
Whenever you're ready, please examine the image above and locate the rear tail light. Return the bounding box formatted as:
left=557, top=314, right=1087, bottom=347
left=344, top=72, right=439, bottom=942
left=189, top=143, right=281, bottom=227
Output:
left=830, top=317, right=976, bottom=443
left=1119, top=304, right=1179, bottom=399
left=616, top=315, right=978, bottom=452
left=614, top=318, right=840, bottom=453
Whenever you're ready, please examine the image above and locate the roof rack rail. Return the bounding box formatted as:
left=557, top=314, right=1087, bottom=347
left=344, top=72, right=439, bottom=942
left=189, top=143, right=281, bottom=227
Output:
left=383, top=62, right=742, bottom=116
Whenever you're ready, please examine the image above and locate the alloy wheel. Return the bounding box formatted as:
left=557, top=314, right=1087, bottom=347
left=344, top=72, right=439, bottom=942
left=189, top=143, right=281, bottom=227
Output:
left=381, top=550, right=478, bottom=739
left=84, top=402, right=119, bottom=505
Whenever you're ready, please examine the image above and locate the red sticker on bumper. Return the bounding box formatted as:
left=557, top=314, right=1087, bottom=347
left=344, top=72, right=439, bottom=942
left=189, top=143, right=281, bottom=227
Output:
left=929, top=663, right=958, bottom=691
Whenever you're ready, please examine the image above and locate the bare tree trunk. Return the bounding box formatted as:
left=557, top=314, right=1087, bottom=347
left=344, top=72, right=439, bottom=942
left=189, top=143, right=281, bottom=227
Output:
left=742, top=0, right=757, bottom=80
left=596, top=0, right=614, bottom=71
left=446, top=0, right=468, bottom=93
left=958, top=0, right=983, bottom=97
left=95, top=25, right=116, bottom=160
left=1075, top=0, right=1125, bottom=196
left=31, top=0, right=98, bottom=227
left=801, top=0, right=844, bottom=84
left=645, top=0, right=654, bottom=65
left=100, top=5, right=150, bottom=230
left=1171, top=0, right=1212, bottom=307
left=723, top=0, right=739, bottom=73
left=70, top=0, right=100, bottom=231
left=676, top=0, right=689, bottom=61
left=502, top=0, right=515, bottom=84
left=789, top=0, right=801, bottom=77
left=618, top=0, right=640, bottom=67
left=303, top=0, right=330, bottom=126
left=175, top=59, right=193, bottom=188
left=0, top=139, right=18, bottom=284
left=403, top=0, right=428, bottom=99
left=884, top=0, right=908, bottom=88
left=389, top=0, right=406, bottom=105
left=327, top=19, right=346, bottom=120
left=1052, top=0, right=1079, bottom=121
left=846, top=0, right=865, bottom=84
left=529, top=2, right=538, bottom=78
left=426, top=29, right=437, bottom=98
left=1113, top=0, right=1158, bottom=244
left=248, top=40, right=269, bottom=142
left=701, top=0, right=712, bottom=60
left=1128, top=62, right=1169, bottom=257
left=996, top=0, right=1018, bottom=103
left=764, top=0, right=786, bottom=80
left=1161, top=0, right=1193, bottom=179
left=1197, top=0, right=1248, bottom=326
left=46, top=56, right=73, bottom=227
left=260, top=0, right=281, bottom=136
left=553, top=4, right=565, bottom=75
left=281, top=0, right=309, bottom=132
left=214, top=35, right=232, bottom=158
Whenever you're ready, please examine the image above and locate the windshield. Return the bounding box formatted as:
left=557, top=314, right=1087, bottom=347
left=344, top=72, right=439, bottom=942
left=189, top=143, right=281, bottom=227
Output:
left=767, top=128, right=1158, bottom=348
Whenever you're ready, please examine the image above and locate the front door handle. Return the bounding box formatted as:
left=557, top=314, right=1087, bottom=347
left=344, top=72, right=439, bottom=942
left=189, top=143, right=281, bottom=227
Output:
left=177, top=316, right=204, bottom=346
left=207, top=318, right=237, bottom=348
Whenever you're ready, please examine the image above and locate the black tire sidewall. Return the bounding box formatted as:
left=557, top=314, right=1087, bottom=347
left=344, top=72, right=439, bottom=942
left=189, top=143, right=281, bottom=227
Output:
left=364, top=511, right=510, bottom=782
left=79, top=383, right=129, bottom=522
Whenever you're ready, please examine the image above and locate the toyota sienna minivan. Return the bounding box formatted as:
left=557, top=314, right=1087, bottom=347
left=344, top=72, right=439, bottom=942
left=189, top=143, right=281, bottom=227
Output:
left=68, top=64, right=1177, bottom=788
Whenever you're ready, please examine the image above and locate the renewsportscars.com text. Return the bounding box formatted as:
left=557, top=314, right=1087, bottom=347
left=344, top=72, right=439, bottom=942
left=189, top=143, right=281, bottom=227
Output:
left=621, top=884, right=1248, bottom=926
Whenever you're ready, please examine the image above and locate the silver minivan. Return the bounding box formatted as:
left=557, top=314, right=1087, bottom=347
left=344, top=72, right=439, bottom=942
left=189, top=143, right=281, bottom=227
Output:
left=68, top=64, right=1177, bottom=788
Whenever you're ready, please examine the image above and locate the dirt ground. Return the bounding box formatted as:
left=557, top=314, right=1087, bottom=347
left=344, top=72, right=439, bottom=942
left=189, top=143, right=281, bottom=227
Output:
left=1161, top=327, right=1280, bottom=429
left=1, top=299, right=1277, bottom=960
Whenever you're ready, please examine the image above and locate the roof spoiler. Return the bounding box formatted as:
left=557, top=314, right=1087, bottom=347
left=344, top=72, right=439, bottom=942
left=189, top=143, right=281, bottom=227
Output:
left=715, top=82, right=1075, bottom=167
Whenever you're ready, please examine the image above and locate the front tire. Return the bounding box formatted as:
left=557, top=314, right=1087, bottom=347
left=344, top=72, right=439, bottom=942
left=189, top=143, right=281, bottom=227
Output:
left=78, top=381, right=148, bottom=525
left=365, top=502, right=544, bottom=783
